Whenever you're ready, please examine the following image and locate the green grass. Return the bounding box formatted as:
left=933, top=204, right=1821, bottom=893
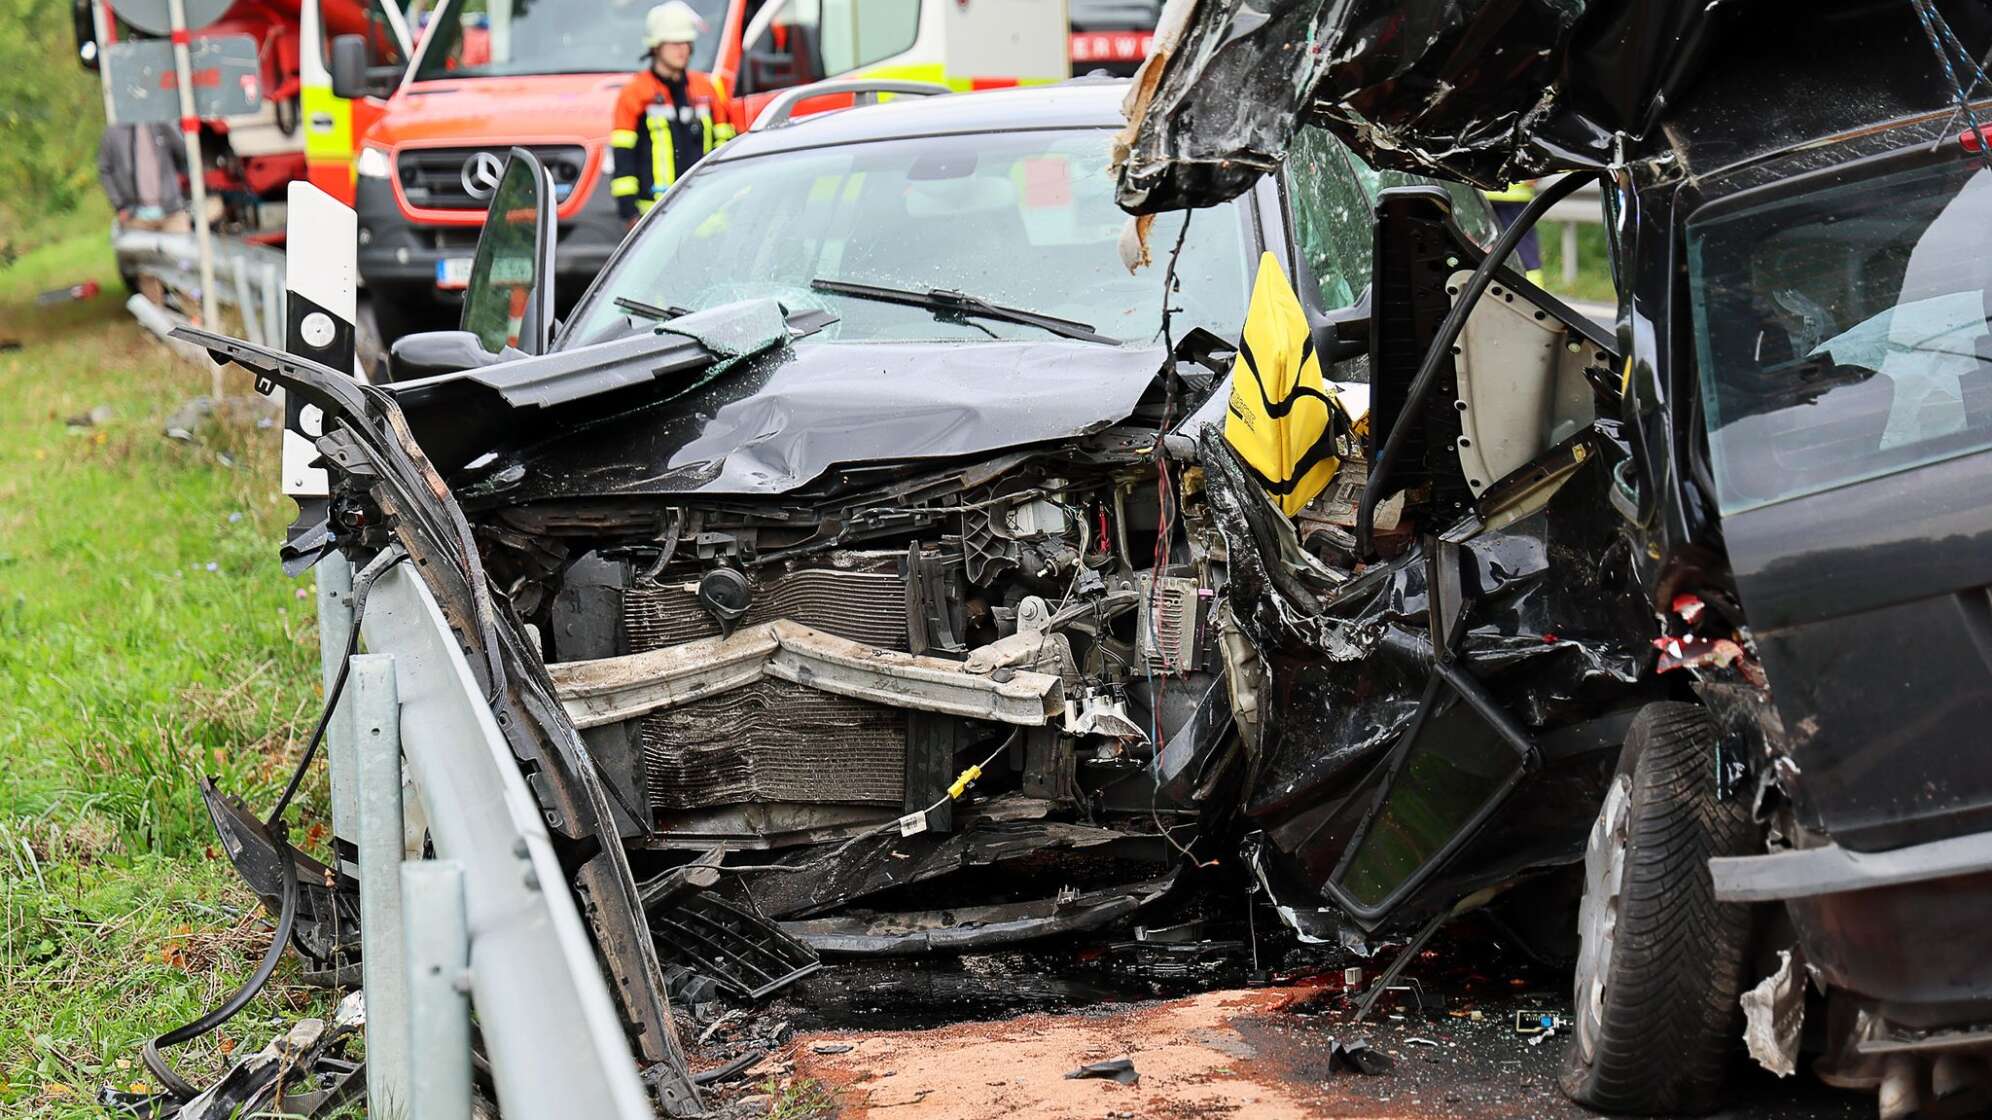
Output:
left=1536, top=220, right=1618, bottom=307
left=0, top=221, right=336, bottom=1117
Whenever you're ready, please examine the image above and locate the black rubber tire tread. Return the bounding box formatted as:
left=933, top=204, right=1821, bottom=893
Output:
left=1561, top=702, right=1758, bottom=1116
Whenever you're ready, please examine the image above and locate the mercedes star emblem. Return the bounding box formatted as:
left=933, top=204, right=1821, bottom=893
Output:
left=461, top=151, right=506, bottom=200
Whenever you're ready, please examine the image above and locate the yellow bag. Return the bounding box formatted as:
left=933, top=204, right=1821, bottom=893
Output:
left=1224, top=252, right=1347, bottom=516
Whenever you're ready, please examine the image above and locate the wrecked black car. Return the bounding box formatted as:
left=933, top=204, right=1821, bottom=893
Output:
left=180, top=76, right=1663, bottom=1115
left=1118, top=0, right=1992, bottom=1116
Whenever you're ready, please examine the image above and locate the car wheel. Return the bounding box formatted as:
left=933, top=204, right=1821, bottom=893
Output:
left=1561, top=702, right=1758, bottom=1115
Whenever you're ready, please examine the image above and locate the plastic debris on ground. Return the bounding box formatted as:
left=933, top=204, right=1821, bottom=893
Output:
left=1065, top=1057, right=1140, bottom=1085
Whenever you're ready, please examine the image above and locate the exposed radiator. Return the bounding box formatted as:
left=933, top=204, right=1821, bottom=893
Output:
left=639, top=680, right=906, bottom=809
left=625, top=567, right=909, bottom=652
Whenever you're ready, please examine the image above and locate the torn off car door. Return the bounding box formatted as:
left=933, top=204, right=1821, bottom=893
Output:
left=1205, top=186, right=1654, bottom=935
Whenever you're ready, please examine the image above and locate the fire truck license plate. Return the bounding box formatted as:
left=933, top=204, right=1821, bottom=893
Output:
left=436, top=257, right=474, bottom=289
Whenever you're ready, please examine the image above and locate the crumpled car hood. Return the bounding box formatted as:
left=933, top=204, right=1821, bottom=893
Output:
left=1114, top=0, right=1731, bottom=211
left=476, top=337, right=1166, bottom=502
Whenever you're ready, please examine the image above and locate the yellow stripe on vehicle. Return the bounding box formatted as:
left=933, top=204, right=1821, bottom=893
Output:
left=301, top=83, right=353, bottom=161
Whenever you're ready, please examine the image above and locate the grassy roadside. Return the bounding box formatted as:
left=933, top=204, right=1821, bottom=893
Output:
left=0, top=215, right=335, bottom=1116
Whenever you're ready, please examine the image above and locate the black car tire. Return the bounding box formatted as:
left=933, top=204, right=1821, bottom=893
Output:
left=1560, top=702, right=1758, bottom=1115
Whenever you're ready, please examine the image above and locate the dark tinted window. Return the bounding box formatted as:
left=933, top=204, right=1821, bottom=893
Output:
left=1690, top=158, right=1992, bottom=512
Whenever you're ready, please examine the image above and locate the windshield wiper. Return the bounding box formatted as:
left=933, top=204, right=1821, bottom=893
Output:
left=615, top=296, right=694, bottom=322
left=809, top=278, right=1115, bottom=345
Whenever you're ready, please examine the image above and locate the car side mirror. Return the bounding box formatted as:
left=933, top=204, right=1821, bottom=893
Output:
left=745, top=50, right=795, bottom=91
left=330, top=34, right=369, bottom=100
left=385, top=329, right=509, bottom=382
left=460, top=147, right=557, bottom=356
left=1311, top=285, right=1371, bottom=366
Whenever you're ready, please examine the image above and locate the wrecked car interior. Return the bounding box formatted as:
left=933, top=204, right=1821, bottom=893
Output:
left=132, top=0, right=1992, bottom=1115
left=1117, top=0, right=1992, bottom=1117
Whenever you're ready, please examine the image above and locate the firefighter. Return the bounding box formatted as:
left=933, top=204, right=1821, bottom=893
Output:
left=611, top=1, right=736, bottom=224
left=1484, top=180, right=1546, bottom=286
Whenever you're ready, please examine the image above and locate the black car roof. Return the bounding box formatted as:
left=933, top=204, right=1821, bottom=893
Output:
left=712, top=79, right=1133, bottom=163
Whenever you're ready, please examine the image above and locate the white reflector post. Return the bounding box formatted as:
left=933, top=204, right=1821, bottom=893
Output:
left=282, top=182, right=359, bottom=498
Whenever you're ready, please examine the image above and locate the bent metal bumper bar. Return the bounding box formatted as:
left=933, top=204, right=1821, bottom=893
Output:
left=549, top=619, right=1066, bottom=730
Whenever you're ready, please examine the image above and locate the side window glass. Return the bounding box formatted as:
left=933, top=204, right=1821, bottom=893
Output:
left=742, top=0, right=828, bottom=91
left=1343, top=147, right=1499, bottom=249
left=818, top=0, right=919, bottom=74
left=462, top=158, right=544, bottom=353
left=1287, top=126, right=1373, bottom=311
left=366, top=0, right=405, bottom=68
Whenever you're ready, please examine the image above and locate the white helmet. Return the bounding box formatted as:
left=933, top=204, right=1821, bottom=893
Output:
left=643, top=1, right=703, bottom=48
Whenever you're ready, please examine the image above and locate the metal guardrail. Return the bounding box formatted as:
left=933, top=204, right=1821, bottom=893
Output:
left=323, top=557, right=655, bottom=1120
left=114, top=228, right=288, bottom=352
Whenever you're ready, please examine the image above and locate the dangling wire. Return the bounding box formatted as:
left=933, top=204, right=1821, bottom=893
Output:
left=143, top=546, right=406, bottom=1103
left=1143, top=211, right=1203, bottom=865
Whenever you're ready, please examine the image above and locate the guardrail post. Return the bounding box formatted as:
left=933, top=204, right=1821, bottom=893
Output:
left=403, top=860, right=472, bottom=1120
left=316, top=552, right=359, bottom=873
left=262, top=262, right=285, bottom=358
left=353, top=653, right=412, bottom=1117
left=1562, top=222, right=1580, bottom=287
left=231, top=256, right=265, bottom=347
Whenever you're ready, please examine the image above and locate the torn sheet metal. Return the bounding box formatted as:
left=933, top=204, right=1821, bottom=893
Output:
left=200, top=778, right=359, bottom=980
left=1741, top=949, right=1805, bottom=1078
left=466, top=338, right=1168, bottom=501
left=1114, top=0, right=1733, bottom=210
left=1200, top=422, right=1651, bottom=929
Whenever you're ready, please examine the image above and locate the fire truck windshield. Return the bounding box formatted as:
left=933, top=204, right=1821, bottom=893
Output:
left=412, top=0, right=727, bottom=80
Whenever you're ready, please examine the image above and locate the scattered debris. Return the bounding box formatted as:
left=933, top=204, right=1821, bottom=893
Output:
left=37, top=280, right=102, bottom=306
left=65, top=405, right=113, bottom=428
left=1064, top=1057, right=1140, bottom=1086
left=1327, top=1040, right=1392, bottom=1076
left=810, top=1043, right=854, bottom=1055
left=1514, top=1011, right=1568, bottom=1036
left=104, top=992, right=365, bottom=1118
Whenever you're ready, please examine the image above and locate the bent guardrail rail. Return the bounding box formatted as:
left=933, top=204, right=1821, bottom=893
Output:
left=348, top=559, right=654, bottom=1120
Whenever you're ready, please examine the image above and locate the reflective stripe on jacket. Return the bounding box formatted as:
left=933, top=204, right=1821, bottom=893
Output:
left=610, top=68, right=736, bottom=221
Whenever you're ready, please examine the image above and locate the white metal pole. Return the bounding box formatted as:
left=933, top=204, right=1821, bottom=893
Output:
left=353, top=654, right=413, bottom=1117
left=164, top=0, right=221, bottom=395
left=90, top=0, right=118, bottom=123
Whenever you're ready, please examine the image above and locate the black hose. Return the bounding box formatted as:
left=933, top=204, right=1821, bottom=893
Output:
left=142, top=829, right=300, bottom=1100
left=1356, top=172, right=1596, bottom=558
left=266, top=547, right=405, bottom=827
left=144, top=546, right=404, bottom=1102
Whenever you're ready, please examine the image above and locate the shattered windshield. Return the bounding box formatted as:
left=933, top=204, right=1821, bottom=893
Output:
left=1690, top=157, right=1992, bottom=513
left=566, top=129, right=1252, bottom=347
left=412, top=0, right=726, bottom=80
